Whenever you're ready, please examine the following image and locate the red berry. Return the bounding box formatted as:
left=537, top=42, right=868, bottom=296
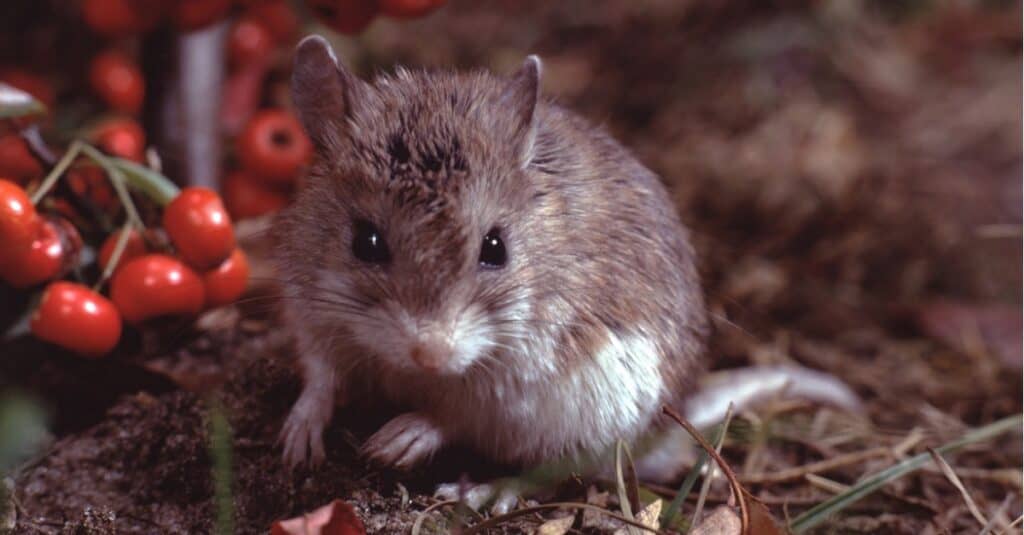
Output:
left=246, top=0, right=298, bottom=43
left=67, top=164, right=118, bottom=211
left=228, top=17, right=275, bottom=67
left=0, top=135, right=44, bottom=183
left=111, top=254, right=205, bottom=323
left=31, top=281, right=122, bottom=357
left=0, top=179, right=40, bottom=270
left=98, top=229, right=149, bottom=272
left=236, top=110, right=312, bottom=185
left=1, top=218, right=66, bottom=288
left=305, top=0, right=378, bottom=35
left=203, top=248, right=249, bottom=307
left=170, top=0, right=234, bottom=31
left=92, top=118, right=146, bottom=163
left=81, top=0, right=163, bottom=37
left=0, top=69, right=55, bottom=108
left=222, top=169, right=289, bottom=220
left=89, top=49, right=145, bottom=115
left=379, top=0, right=445, bottom=18
left=163, top=187, right=235, bottom=270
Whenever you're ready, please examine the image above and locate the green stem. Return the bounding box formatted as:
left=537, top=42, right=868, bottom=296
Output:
left=29, top=140, right=83, bottom=205
left=790, top=413, right=1023, bottom=533
left=93, top=222, right=133, bottom=291
left=79, top=145, right=145, bottom=230
left=208, top=398, right=235, bottom=535
left=109, top=158, right=180, bottom=206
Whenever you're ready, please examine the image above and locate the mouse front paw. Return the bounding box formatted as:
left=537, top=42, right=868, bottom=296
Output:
left=361, top=412, right=446, bottom=470
left=279, top=392, right=333, bottom=468
left=435, top=479, right=526, bottom=515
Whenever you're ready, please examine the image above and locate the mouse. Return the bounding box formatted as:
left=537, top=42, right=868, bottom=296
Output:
left=273, top=36, right=860, bottom=495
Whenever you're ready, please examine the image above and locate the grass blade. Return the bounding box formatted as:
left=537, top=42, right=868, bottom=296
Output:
left=927, top=447, right=988, bottom=527
left=690, top=404, right=734, bottom=531
left=790, top=413, right=1022, bottom=533
left=208, top=398, right=234, bottom=535
left=661, top=420, right=728, bottom=527
left=615, top=440, right=641, bottom=519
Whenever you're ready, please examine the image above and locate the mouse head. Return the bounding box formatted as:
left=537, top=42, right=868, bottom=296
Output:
left=284, top=36, right=549, bottom=378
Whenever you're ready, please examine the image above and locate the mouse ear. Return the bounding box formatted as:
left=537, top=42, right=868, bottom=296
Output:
left=291, top=35, right=367, bottom=150
left=501, top=55, right=542, bottom=169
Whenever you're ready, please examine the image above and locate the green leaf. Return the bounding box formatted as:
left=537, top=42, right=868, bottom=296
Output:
left=108, top=157, right=181, bottom=207
left=0, top=393, right=48, bottom=473
left=0, top=83, right=46, bottom=119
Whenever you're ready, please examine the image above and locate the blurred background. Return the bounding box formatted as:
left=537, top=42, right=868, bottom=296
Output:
left=0, top=0, right=1020, bottom=533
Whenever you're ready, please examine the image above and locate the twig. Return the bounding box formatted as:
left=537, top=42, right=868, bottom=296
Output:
left=29, top=140, right=82, bottom=204
left=93, top=222, right=134, bottom=291
left=804, top=474, right=850, bottom=494
left=789, top=413, right=1023, bottom=533
left=662, top=405, right=749, bottom=535
left=978, top=494, right=1014, bottom=535
left=411, top=499, right=458, bottom=535
left=927, top=448, right=989, bottom=528
left=460, top=502, right=661, bottom=535
left=79, top=145, right=145, bottom=229
left=741, top=447, right=891, bottom=484
left=662, top=418, right=729, bottom=526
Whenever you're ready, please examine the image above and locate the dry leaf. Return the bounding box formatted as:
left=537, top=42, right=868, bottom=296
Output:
left=690, top=505, right=741, bottom=535
left=536, top=515, right=574, bottom=535
left=747, top=497, right=785, bottom=535
left=271, top=500, right=366, bottom=535
left=614, top=499, right=662, bottom=535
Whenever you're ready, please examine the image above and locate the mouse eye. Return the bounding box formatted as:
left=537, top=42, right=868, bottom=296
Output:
left=352, top=220, right=391, bottom=264
left=479, top=228, right=507, bottom=268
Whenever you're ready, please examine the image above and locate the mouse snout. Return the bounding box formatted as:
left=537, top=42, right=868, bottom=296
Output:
left=408, top=330, right=454, bottom=373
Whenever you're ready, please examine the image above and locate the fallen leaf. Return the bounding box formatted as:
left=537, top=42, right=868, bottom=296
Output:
left=271, top=500, right=366, bottom=535
left=614, top=499, right=662, bottom=535
left=536, top=515, right=574, bottom=535
left=690, top=505, right=741, bottom=535
left=747, top=497, right=785, bottom=535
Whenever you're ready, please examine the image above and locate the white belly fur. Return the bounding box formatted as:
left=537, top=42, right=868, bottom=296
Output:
left=427, top=329, right=668, bottom=466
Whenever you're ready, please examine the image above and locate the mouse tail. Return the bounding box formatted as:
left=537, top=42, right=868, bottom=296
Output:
left=636, top=364, right=862, bottom=484
left=682, top=364, right=863, bottom=430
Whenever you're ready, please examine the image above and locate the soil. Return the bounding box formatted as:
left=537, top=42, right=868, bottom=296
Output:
left=3, top=1, right=1022, bottom=533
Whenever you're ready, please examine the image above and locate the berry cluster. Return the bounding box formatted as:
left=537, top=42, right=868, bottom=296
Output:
left=0, top=0, right=448, bottom=357
left=2, top=176, right=247, bottom=357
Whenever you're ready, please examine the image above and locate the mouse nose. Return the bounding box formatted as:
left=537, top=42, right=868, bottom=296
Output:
left=409, top=332, right=453, bottom=372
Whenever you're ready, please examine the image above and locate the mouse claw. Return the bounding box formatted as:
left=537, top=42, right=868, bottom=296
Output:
left=279, top=393, right=331, bottom=468
left=434, top=482, right=497, bottom=511
left=433, top=482, right=461, bottom=501
left=361, top=412, right=445, bottom=470
left=434, top=480, right=522, bottom=514
left=490, top=487, right=520, bottom=516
